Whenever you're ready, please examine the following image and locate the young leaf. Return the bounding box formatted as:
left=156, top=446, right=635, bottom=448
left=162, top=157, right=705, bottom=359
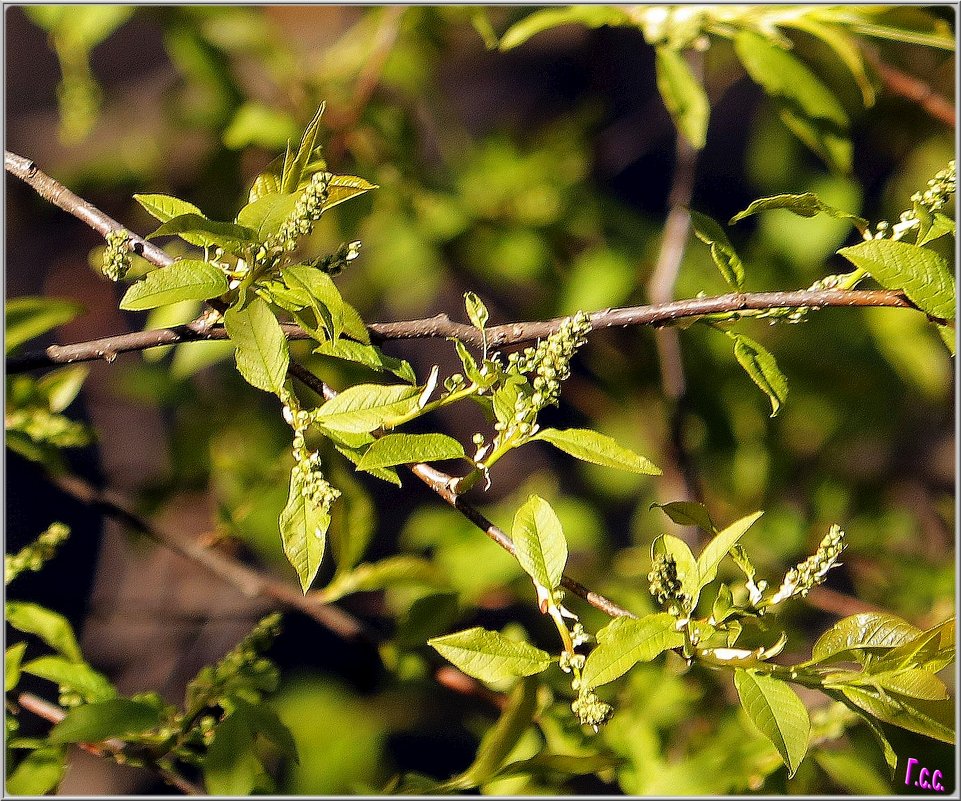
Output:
left=840, top=685, right=954, bottom=744
left=696, top=510, right=764, bottom=592
left=279, top=467, right=329, bottom=593
left=782, top=18, right=876, bottom=106
left=511, top=495, right=568, bottom=593
left=689, top=210, right=745, bottom=288
left=223, top=297, right=289, bottom=395
left=4, top=747, right=67, bottom=796
left=6, top=296, right=84, bottom=355
left=650, top=501, right=716, bottom=533
left=837, top=239, right=955, bottom=320
left=533, top=428, right=661, bottom=475
left=5, top=601, right=82, bottom=662
left=464, top=291, right=489, bottom=331
left=655, top=47, right=709, bottom=149
left=231, top=698, right=299, bottom=761
left=460, top=676, right=539, bottom=788
left=324, top=174, right=378, bottom=211
left=729, top=192, right=867, bottom=234
left=282, top=103, right=326, bottom=194
left=282, top=264, right=345, bottom=341
left=428, top=627, right=552, bottom=682
left=734, top=669, right=810, bottom=777
left=48, top=699, right=162, bottom=744
left=811, top=613, right=922, bottom=664
left=499, top=6, right=633, bottom=50
left=328, top=431, right=403, bottom=486
left=871, top=617, right=955, bottom=673
left=581, top=613, right=684, bottom=689
left=357, top=433, right=466, bottom=471
left=119, top=260, right=228, bottom=311
left=867, top=669, right=949, bottom=700
left=6, top=642, right=27, bottom=692
left=314, top=338, right=416, bottom=384
left=730, top=333, right=788, bottom=417
left=236, top=192, right=299, bottom=241
left=320, top=556, right=440, bottom=603
left=22, top=655, right=117, bottom=702
left=133, top=194, right=211, bottom=247
left=37, top=365, right=89, bottom=413
left=823, top=689, right=898, bottom=776
left=313, top=383, right=422, bottom=434
left=145, top=213, right=256, bottom=249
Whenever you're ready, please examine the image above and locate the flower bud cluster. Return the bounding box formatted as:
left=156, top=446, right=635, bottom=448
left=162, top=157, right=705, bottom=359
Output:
left=864, top=160, right=955, bottom=242
left=5, top=522, right=70, bottom=585
left=314, top=240, right=362, bottom=276
left=648, top=553, right=688, bottom=611
left=283, top=398, right=340, bottom=514
left=769, top=525, right=846, bottom=605
left=506, top=311, right=592, bottom=410
left=102, top=228, right=132, bottom=282
left=571, top=687, right=614, bottom=731
left=272, top=171, right=332, bottom=251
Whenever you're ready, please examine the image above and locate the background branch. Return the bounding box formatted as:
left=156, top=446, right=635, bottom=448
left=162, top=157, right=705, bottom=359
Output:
left=865, top=49, right=956, bottom=127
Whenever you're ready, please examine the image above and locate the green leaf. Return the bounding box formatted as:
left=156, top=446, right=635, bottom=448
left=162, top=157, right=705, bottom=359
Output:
left=464, top=291, right=489, bottom=331
left=734, top=669, right=810, bottom=777
left=655, top=47, right=709, bottom=149
left=313, top=383, right=422, bottom=434
left=460, top=676, right=538, bottom=788
left=651, top=534, right=699, bottom=609
left=357, top=433, right=465, bottom=471
left=581, top=613, right=684, bottom=689
left=223, top=297, right=289, bottom=394
left=696, top=511, right=764, bottom=592
left=203, top=711, right=262, bottom=796
left=511, top=495, right=568, bottom=593
left=6, top=642, right=27, bottom=692
left=871, top=617, right=955, bottom=673
left=282, top=103, right=326, bottom=194
left=867, top=669, right=948, bottom=700
left=651, top=501, right=717, bottom=533
left=279, top=467, right=329, bottom=593
left=917, top=212, right=955, bottom=247
left=428, top=627, right=552, bottom=683
left=840, top=685, right=954, bottom=744
left=5, top=747, right=67, bottom=796
left=811, top=613, right=922, bottom=664
left=838, top=239, right=955, bottom=320
left=36, top=365, right=89, bottom=414
left=324, top=174, right=379, bottom=212
left=320, top=556, right=441, bottom=603
left=499, top=6, right=632, bottom=50
left=282, top=264, right=345, bottom=341
left=814, top=750, right=890, bottom=795
left=236, top=192, right=299, bottom=241
left=329, top=431, right=403, bottom=486
left=6, top=296, right=84, bottom=355
left=5, top=601, right=82, bottom=662
left=119, top=260, right=228, bottom=311
left=48, top=699, right=162, bottom=743
left=733, top=30, right=851, bottom=171
left=133, top=194, right=211, bottom=247
left=533, top=428, right=661, bottom=475
left=314, top=339, right=416, bottom=384
left=146, top=213, right=256, bottom=249
left=22, top=656, right=117, bottom=702
left=730, top=333, right=789, bottom=417
left=783, top=19, right=876, bottom=106
left=729, top=192, right=867, bottom=233
left=689, top=210, right=745, bottom=288
left=496, top=752, right=624, bottom=781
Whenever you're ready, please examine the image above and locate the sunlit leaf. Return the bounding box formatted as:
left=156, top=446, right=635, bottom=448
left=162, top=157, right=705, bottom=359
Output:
left=428, top=627, right=552, bottom=682
left=734, top=669, right=810, bottom=776
left=689, top=210, right=745, bottom=288
left=655, top=47, right=709, bottom=149
left=6, top=297, right=84, bottom=355
left=279, top=467, right=329, bottom=593
left=511, top=495, right=567, bottom=592
left=811, top=613, right=922, bottom=664
left=223, top=297, right=289, bottom=394
left=5, top=601, right=82, bottom=662
left=533, top=428, right=661, bottom=475
left=48, top=699, right=161, bottom=743
left=729, top=192, right=867, bottom=233
left=581, top=613, right=683, bottom=689
left=314, top=383, right=422, bottom=434
left=357, top=433, right=465, bottom=471
left=119, top=260, right=228, bottom=311
left=730, top=333, right=789, bottom=417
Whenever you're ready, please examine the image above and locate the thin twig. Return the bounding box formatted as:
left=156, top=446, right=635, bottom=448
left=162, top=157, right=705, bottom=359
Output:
left=646, top=77, right=704, bottom=514
left=865, top=49, right=955, bottom=127
left=16, top=692, right=204, bottom=796
left=6, top=289, right=929, bottom=373
left=48, top=473, right=371, bottom=641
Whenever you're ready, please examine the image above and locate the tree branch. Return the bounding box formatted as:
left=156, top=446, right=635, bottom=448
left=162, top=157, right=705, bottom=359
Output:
left=7, top=289, right=930, bottom=373
left=16, top=692, right=204, bottom=796
left=48, top=473, right=371, bottom=642
left=865, top=50, right=955, bottom=127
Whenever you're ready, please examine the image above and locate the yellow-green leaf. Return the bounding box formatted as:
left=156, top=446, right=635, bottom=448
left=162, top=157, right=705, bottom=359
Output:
left=511, top=495, right=567, bottom=592
left=655, top=47, right=709, bottom=149
left=223, top=297, right=289, bottom=394
left=581, top=613, right=683, bottom=689
left=734, top=669, right=810, bottom=776
left=119, top=260, right=228, bottom=311
left=533, top=428, right=661, bottom=475
left=428, top=627, right=551, bottom=682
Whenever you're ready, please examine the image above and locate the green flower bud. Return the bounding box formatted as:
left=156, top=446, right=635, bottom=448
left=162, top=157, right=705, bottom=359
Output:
left=102, top=228, right=132, bottom=282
